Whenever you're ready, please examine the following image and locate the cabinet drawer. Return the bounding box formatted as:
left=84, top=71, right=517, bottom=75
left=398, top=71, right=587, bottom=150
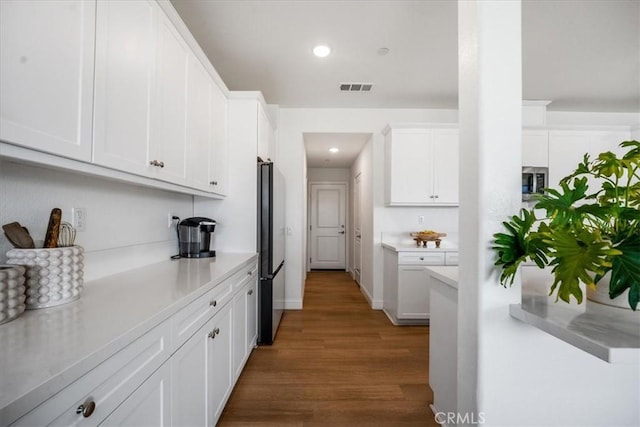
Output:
left=171, top=279, right=233, bottom=350
left=445, top=252, right=459, bottom=266
left=232, top=263, right=257, bottom=292
left=12, top=320, right=170, bottom=426
left=398, top=252, right=445, bottom=265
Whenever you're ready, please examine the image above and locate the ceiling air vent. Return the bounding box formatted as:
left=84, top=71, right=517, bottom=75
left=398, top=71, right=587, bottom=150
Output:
left=339, top=83, right=373, bottom=92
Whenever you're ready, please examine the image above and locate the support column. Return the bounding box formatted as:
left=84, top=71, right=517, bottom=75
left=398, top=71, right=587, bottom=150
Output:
left=457, top=0, right=522, bottom=421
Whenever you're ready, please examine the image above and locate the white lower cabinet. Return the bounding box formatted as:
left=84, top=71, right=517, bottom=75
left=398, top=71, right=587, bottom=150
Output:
left=383, top=247, right=457, bottom=325
left=10, top=259, right=258, bottom=427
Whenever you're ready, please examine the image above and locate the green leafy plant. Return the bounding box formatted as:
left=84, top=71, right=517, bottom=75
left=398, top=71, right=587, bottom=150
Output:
left=492, top=140, right=640, bottom=310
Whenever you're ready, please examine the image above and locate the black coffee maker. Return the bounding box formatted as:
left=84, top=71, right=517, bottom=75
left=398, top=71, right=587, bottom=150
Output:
left=178, top=217, right=216, bottom=258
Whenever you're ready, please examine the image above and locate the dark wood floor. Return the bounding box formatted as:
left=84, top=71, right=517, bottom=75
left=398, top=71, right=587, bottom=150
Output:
left=218, top=271, right=438, bottom=426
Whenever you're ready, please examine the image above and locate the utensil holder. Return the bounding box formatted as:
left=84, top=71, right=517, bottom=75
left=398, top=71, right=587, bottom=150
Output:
left=0, top=265, right=26, bottom=324
left=6, top=246, right=84, bottom=309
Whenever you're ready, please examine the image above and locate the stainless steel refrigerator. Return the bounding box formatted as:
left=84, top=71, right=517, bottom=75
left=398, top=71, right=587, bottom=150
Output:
left=257, top=160, right=286, bottom=344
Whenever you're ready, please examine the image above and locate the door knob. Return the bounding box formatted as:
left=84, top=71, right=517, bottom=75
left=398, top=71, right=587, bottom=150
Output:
left=338, top=231, right=345, bottom=234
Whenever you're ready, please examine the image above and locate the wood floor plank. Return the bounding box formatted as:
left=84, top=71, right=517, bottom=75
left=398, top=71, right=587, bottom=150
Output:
left=218, top=271, right=438, bottom=426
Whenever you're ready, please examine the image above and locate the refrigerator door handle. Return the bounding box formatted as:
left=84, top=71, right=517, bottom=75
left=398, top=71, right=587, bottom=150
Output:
left=261, top=260, right=285, bottom=280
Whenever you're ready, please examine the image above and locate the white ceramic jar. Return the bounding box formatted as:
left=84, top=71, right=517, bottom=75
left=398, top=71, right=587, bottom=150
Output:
left=6, top=246, right=84, bottom=309
left=0, top=264, right=27, bottom=324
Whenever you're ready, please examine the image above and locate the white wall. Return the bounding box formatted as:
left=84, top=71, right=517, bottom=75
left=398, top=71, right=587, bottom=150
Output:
left=307, top=167, right=350, bottom=182
left=0, top=159, right=193, bottom=281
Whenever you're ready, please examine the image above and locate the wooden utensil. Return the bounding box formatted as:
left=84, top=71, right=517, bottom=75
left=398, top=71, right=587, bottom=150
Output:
left=2, top=222, right=35, bottom=248
left=43, top=208, right=62, bottom=248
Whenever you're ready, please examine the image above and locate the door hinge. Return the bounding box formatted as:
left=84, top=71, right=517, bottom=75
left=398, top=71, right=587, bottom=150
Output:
left=310, top=257, right=312, bottom=263
left=309, top=225, right=312, bottom=230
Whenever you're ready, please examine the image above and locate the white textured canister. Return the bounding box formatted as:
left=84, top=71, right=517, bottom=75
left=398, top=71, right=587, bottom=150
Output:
left=6, top=246, right=84, bottom=309
left=0, top=264, right=27, bottom=324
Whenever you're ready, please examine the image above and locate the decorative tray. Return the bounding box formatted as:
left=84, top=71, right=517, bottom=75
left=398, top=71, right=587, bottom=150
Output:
left=410, top=231, right=447, bottom=248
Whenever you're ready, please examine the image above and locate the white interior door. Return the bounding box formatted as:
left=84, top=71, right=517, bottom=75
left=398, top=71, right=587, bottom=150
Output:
left=309, top=183, right=346, bottom=270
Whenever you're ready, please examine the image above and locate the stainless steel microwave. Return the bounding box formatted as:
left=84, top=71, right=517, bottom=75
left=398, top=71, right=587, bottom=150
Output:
left=522, top=167, right=547, bottom=201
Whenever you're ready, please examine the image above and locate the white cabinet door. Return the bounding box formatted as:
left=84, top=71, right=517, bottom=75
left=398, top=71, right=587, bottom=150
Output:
left=149, top=12, right=188, bottom=184
left=246, top=277, right=258, bottom=351
left=209, top=83, right=228, bottom=195
left=0, top=0, right=95, bottom=161
left=232, top=287, right=247, bottom=381
left=398, top=266, right=429, bottom=319
left=210, top=302, right=233, bottom=424
left=257, top=104, right=272, bottom=161
left=548, top=129, right=631, bottom=190
left=185, top=56, right=213, bottom=192
left=170, top=321, right=212, bottom=427
left=100, top=363, right=171, bottom=426
left=93, top=0, right=157, bottom=176
left=431, top=129, right=459, bottom=205
left=522, top=129, right=549, bottom=167
left=385, top=128, right=431, bottom=204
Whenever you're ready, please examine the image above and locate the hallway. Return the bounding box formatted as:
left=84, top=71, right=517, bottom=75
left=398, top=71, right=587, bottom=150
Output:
left=219, top=271, right=437, bottom=426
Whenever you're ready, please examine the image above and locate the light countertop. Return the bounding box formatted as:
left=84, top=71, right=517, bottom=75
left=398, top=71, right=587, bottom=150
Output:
left=422, top=265, right=640, bottom=364
left=0, top=252, right=257, bottom=423
left=381, top=231, right=458, bottom=253
left=425, top=266, right=459, bottom=289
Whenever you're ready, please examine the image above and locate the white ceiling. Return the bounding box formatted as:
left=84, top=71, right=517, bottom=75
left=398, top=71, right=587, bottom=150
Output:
left=304, top=133, right=371, bottom=168
left=171, top=0, right=640, bottom=167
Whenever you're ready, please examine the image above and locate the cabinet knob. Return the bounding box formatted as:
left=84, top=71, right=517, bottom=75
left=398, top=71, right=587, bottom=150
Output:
left=429, top=195, right=435, bottom=199
left=208, top=330, right=216, bottom=339
left=247, top=271, right=252, bottom=276
left=76, top=400, right=96, bottom=418
left=210, top=300, right=217, bottom=307
left=434, top=195, right=439, bottom=199
left=419, top=257, right=424, bottom=261
left=248, top=289, right=254, bottom=295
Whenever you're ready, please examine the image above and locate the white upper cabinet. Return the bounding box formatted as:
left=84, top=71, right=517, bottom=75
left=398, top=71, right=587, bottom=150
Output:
left=185, top=55, right=213, bottom=192
left=0, top=0, right=95, bottom=161
left=150, top=12, right=189, bottom=185
left=257, top=104, right=273, bottom=161
left=384, top=125, right=459, bottom=206
left=209, top=80, right=229, bottom=196
left=93, top=0, right=158, bottom=176
left=522, top=129, right=549, bottom=167
left=548, top=128, right=631, bottom=190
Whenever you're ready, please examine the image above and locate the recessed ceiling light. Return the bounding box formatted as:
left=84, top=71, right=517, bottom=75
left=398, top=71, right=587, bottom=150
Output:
left=329, top=147, right=339, bottom=153
left=313, top=45, right=331, bottom=58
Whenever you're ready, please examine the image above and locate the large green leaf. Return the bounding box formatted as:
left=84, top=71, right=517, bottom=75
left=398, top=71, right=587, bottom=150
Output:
left=545, top=228, right=621, bottom=304
left=535, top=177, right=589, bottom=228
left=492, top=209, right=548, bottom=286
left=607, top=233, right=640, bottom=310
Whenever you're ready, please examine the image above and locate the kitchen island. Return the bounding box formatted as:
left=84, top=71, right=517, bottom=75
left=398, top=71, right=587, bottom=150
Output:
left=0, top=252, right=258, bottom=426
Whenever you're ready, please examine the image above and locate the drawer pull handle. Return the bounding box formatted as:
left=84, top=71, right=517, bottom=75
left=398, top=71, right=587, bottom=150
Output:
left=247, top=271, right=252, bottom=275
left=208, top=328, right=220, bottom=339
left=210, top=180, right=218, bottom=186
left=210, top=300, right=217, bottom=307
left=149, top=160, right=165, bottom=168
left=76, top=400, right=96, bottom=418
left=248, top=289, right=254, bottom=295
